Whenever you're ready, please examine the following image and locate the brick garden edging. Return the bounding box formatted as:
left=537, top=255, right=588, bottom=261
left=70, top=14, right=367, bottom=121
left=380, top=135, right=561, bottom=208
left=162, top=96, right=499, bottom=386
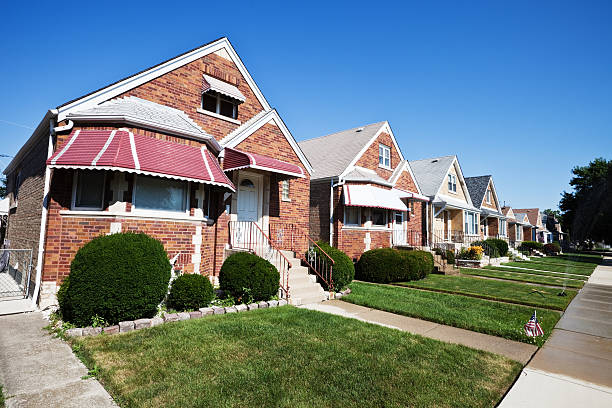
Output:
left=64, top=299, right=288, bottom=338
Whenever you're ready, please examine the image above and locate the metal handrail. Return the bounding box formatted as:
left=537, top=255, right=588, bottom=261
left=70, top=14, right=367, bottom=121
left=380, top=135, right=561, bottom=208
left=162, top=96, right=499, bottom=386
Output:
left=392, top=227, right=423, bottom=247
left=269, top=222, right=335, bottom=292
left=228, top=221, right=292, bottom=298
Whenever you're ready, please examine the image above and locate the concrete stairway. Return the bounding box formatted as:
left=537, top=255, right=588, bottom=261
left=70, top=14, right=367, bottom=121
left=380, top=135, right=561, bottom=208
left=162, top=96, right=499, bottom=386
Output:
left=508, top=247, right=529, bottom=260
left=277, top=250, right=326, bottom=306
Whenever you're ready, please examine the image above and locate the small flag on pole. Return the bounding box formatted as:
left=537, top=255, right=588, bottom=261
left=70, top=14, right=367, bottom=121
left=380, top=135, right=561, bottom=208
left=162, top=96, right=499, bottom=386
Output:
left=524, top=310, right=544, bottom=337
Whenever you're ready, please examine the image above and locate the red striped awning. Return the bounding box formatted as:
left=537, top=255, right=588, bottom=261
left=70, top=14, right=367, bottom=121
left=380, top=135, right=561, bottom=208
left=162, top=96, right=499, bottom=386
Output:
left=47, top=129, right=235, bottom=191
left=223, top=147, right=305, bottom=178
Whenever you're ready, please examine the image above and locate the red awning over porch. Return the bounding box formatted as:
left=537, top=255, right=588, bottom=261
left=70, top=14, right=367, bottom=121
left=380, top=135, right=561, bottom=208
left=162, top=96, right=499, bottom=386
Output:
left=222, top=147, right=305, bottom=178
left=46, top=129, right=235, bottom=190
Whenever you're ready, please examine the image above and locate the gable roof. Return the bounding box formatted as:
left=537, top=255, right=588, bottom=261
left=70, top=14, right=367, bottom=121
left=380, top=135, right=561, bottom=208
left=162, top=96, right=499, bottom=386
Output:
left=408, top=155, right=456, bottom=197
left=514, top=212, right=531, bottom=226
left=56, top=37, right=270, bottom=121
left=343, top=166, right=392, bottom=186
left=502, top=206, right=515, bottom=219
left=464, top=176, right=491, bottom=209
left=513, top=208, right=540, bottom=226
left=388, top=160, right=424, bottom=195
left=298, top=121, right=386, bottom=179
left=67, top=96, right=220, bottom=150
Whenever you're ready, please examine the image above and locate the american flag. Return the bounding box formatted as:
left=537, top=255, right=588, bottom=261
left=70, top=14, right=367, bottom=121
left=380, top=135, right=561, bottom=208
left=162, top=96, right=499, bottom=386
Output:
left=524, top=311, right=544, bottom=337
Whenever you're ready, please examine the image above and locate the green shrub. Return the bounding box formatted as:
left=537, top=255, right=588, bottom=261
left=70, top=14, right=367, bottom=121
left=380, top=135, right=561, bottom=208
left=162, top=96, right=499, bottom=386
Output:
left=167, top=274, right=214, bottom=311
left=58, top=233, right=171, bottom=326
left=485, top=238, right=509, bottom=257
left=355, top=248, right=432, bottom=283
left=543, top=242, right=561, bottom=255
left=355, top=248, right=403, bottom=283
left=519, top=241, right=544, bottom=252
left=313, top=241, right=354, bottom=291
left=445, top=250, right=455, bottom=265
left=434, top=247, right=445, bottom=258
left=400, top=250, right=434, bottom=280
left=457, top=246, right=484, bottom=260
left=219, top=252, right=279, bottom=302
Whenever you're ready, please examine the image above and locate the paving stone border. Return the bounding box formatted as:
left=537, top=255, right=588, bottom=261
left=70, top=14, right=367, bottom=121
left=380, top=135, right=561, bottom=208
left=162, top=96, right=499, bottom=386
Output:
left=64, top=299, right=289, bottom=338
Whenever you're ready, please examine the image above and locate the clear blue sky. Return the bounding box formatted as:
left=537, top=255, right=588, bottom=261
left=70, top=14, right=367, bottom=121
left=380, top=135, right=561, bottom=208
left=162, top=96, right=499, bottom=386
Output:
left=1, top=1, right=610, bottom=211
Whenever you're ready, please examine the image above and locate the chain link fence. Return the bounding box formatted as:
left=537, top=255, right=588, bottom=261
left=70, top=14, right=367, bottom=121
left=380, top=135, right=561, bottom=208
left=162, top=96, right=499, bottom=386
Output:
left=0, top=249, right=33, bottom=299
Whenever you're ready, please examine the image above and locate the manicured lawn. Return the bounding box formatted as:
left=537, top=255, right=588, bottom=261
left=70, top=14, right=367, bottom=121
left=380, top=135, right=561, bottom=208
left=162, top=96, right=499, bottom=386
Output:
left=503, top=261, right=595, bottom=275
left=397, top=274, right=576, bottom=310
left=461, top=268, right=584, bottom=288
left=484, top=265, right=588, bottom=281
left=344, top=281, right=560, bottom=345
left=75, top=307, right=521, bottom=408
left=529, top=256, right=601, bottom=267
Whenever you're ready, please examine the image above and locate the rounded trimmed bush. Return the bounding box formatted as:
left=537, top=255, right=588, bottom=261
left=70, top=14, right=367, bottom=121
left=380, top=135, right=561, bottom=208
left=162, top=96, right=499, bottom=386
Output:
left=543, top=242, right=561, bottom=255
left=445, top=250, right=455, bottom=265
left=400, top=250, right=434, bottom=280
left=219, top=252, right=279, bottom=302
left=486, top=238, right=509, bottom=257
left=313, top=241, right=354, bottom=291
left=58, top=232, right=171, bottom=326
left=356, top=248, right=402, bottom=283
left=519, top=241, right=544, bottom=252
left=167, top=274, right=214, bottom=311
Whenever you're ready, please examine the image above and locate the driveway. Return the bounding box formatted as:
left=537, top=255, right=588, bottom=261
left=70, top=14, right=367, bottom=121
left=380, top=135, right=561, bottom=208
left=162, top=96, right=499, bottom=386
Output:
left=500, top=257, right=612, bottom=407
left=0, top=312, right=116, bottom=407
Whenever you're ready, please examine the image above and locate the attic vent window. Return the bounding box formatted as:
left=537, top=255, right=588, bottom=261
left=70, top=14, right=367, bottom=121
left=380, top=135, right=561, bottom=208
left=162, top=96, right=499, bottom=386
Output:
left=202, top=91, right=239, bottom=119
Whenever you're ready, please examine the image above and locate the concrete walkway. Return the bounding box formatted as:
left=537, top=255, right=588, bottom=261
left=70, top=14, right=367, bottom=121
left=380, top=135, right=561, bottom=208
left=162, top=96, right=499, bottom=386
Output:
left=0, top=312, right=116, bottom=408
left=301, top=299, right=537, bottom=364
left=500, top=257, right=612, bottom=407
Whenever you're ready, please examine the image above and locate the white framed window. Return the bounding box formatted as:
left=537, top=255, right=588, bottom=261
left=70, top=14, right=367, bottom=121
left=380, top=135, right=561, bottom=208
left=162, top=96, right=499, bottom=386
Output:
left=281, top=180, right=290, bottom=201
left=500, top=219, right=507, bottom=236
left=344, top=206, right=361, bottom=226
left=201, top=91, right=238, bottom=119
left=516, top=225, right=522, bottom=240
left=486, top=190, right=491, bottom=204
left=464, top=211, right=478, bottom=235
left=71, top=170, right=106, bottom=210
left=448, top=174, right=457, bottom=193
left=371, top=208, right=388, bottom=226
left=378, top=144, right=391, bottom=169
left=133, top=175, right=188, bottom=214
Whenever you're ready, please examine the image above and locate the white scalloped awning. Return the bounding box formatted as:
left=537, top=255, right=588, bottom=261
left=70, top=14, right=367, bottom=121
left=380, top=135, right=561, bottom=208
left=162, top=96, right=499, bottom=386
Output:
left=343, top=184, right=408, bottom=211
left=202, top=74, right=246, bottom=102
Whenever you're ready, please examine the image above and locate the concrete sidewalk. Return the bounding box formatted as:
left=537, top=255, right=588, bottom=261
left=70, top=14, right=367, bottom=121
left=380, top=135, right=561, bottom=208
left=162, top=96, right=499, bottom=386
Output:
left=301, top=299, right=537, bottom=364
left=0, top=312, right=116, bottom=408
left=500, top=257, right=612, bottom=407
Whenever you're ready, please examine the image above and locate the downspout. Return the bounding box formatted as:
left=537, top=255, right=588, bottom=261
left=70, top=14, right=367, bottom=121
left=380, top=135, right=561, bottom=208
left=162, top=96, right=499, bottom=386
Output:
left=31, top=111, right=60, bottom=308
left=425, top=201, right=429, bottom=247
left=329, top=177, right=345, bottom=246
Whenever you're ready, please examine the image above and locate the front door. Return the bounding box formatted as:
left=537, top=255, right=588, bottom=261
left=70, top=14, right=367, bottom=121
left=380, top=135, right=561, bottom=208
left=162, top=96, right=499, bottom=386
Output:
left=237, top=177, right=259, bottom=222
left=233, top=174, right=262, bottom=248
left=393, top=212, right=405, bottom=245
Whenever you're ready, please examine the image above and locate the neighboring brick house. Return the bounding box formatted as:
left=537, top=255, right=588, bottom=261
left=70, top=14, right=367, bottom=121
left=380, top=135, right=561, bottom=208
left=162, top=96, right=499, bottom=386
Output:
left=464, top=175, right=507, bottom=240
left=298, top=122, right=428, bottom=260
left=409, top=155, right=481, bottom=248
left=3, top=38, right=314, bottom=307
left=513, top=208, right=544, bottom=242
left=503, top=207, right=532, bottom=247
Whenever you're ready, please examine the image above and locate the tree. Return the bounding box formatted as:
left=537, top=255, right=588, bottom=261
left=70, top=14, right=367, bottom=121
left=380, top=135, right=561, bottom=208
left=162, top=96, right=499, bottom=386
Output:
left=0, top=177, right=6, bottom=199
left=560, top=158, right=612, bottom=244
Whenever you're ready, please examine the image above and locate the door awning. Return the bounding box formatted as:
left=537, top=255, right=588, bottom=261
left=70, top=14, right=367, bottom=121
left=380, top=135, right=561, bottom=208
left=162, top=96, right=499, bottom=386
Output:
left=343, top=184, right=408, bottom=211
left=394, top=188, right=430, bottom=202
left=47, top=129, right=235, bottom=191
left=202, top=74, right=246, bottom=102
left=223, top=147, right=306, bottom=178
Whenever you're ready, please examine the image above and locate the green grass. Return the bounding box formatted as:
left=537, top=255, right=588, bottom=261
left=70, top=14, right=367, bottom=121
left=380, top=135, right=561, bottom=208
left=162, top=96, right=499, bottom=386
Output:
left=344, top=281, right=559, bottom=345
left=75, top=307, right=521, bottom=408
left=396, top=274, right=576, bottom=310
left=529, top=256, right=601, bottom=267
left=484, top=265, right=588, bottom=280
left=461, top=268, right=584, bottom=288
left=502, top=261, right=595, bottom=275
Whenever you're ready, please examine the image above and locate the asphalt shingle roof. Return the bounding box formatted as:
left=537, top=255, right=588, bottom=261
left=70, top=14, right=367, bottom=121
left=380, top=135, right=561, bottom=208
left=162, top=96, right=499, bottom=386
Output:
left=464, top=175, right=491, bottom=209
left=343, top=167, right=392, bottom=186
left=67, top=96, right=210, bottom=138
left=513, top=208, right=540, bottom=226
left=298, top=122, right=386, bottom=179
left=408, top=155, right=456, bottom=197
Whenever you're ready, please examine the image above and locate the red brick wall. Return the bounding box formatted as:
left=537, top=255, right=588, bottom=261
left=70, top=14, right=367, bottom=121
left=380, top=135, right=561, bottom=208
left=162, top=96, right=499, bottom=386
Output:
left=394, top=170, right=425, bottom=245
left=354, top=132, right=401, bottom=180
left=308, top=179, right=331, bottom=243
left=120, top=53, right=264, bottom=140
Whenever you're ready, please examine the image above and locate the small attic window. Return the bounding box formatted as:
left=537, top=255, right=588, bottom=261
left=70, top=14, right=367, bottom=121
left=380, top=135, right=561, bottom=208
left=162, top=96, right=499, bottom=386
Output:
left=201, top=91, right=238, bottom=119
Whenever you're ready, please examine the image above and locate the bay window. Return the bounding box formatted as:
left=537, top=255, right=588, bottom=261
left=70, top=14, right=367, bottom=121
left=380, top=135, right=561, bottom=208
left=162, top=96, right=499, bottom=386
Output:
left=464, top=211, right=478, bottom=235
left=133, top=175, right=188, bottom=213
left=371, top=208, right=387, bottom=226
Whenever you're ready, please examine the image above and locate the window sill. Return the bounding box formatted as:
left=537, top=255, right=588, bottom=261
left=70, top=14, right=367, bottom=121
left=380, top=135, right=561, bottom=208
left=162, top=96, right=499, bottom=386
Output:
left=196, top=108, right=241, bottom=125
left=378, top=165, right=392, bottom=171
left=281, top=198, right=291, bottom=202
left=60, top=209, right=212, bottom=224
left=342, top=225, right=391, bottom=231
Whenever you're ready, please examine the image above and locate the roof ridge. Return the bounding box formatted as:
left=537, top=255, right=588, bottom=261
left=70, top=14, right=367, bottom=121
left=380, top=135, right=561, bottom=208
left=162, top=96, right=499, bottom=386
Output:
left=299, top=121, right=386, bottom=144
left=409, top=154, right=456, bottom=163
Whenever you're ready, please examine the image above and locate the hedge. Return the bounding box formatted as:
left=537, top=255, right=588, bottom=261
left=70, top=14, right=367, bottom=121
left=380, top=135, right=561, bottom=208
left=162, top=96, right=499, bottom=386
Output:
left=167, top=274, right=214, bottom=311
left=313, top=241, right=354, bottom=291
left=519, top=241, right=544, bottom=252
left=355, top=248, right=432, bottom=283
left=58, top=232, right=171, bottom=326
left=219, top=252, right=279, bottom=302
left=485, top=238, right=509, bottom=257
left=543, top=242, right=561, bottom=255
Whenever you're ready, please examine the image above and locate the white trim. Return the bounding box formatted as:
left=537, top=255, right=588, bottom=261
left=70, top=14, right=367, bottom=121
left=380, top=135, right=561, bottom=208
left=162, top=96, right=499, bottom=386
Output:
left=71, top=170, right=107, bottom=211
left=50, top=129, right=81, bottom=165
left=378, top=143, right=391, bottom=169
left=59, top=209, right=210, bottom=223
left=200, top=146, right=215, bottom=182
left=433, top=156, right=475, bottom=208
left=56, top=38, right=271, bottom=121
left=388, top=161, right=425, bottom=195
left=131, top=174, right=190, bottom=215
left=220, top=109, right=313, bottom=175
left=127, top=131, right=140, bottom=170
left=196, top=107, right=241, bottom=125
left=341, top=225, right=391, bottom=232
left=91, top=130, right=117, bottom=165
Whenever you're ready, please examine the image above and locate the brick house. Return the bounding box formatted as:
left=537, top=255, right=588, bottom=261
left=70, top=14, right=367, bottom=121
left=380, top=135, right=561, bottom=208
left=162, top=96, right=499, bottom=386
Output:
left=409, top=155, right=481, bottom=248
left=513, top=208, right=545, bottom=242
left=3, top=37, right=321, bottom=308
left=298, top=122, right=428, bottom=260
left=464, top=175, right=507, bottom=240
left=503, top=207, right=532, bottom=247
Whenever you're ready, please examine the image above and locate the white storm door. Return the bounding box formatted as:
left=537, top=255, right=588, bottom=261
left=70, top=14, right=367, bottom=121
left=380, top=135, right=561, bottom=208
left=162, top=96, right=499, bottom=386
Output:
left=394, top=212, right=406, bottom=245
left=237, top=176, right=260, bottom=222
